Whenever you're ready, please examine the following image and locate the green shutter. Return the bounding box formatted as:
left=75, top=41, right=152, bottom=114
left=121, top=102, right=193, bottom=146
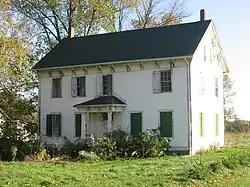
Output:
left=79, top=77, right=86, bottom=96
left=131, top=113, right=142, bottom=136
left=200, top=112, right=204, bottom=137
left=215, top=114, right=219, bottom=136
left=160, top=112, right=173, bottom=137
left=46, top=114, right=52, bottom=136
left=107, top=74, right=113, bottom=95
left=75, top=114, right=82, bottom=137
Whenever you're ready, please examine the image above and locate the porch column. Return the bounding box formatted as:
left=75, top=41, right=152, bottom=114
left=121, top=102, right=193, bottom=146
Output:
left=107, top=112, right=112, bottom=132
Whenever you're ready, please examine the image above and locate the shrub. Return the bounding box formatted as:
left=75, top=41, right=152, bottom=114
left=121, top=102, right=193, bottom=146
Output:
left=129, top=129, right=170, bottom=158
left=222, top=153, right=239, bottom=170
left=92, top=137, right=117, bottom=160
left=186, top=156, right=211, bottom=180
left=59, top=137, right=91, bottom=158
left=209, top=160, right=223, bottom=173
left=96, top=129, right=170, bottom=159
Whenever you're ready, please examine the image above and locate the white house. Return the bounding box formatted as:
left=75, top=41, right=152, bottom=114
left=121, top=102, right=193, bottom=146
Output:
left=33, top=10, right=229, bottom=155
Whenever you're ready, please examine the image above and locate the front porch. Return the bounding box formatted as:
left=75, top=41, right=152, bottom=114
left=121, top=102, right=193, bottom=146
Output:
left=73, top=95, right=126, bottom=138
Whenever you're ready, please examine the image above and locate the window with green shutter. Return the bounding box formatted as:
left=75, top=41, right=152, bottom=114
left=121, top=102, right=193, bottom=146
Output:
left=75, top=114, right=82, bottom=137
left=46, top=114, right=61, bottom=137
left=200, top=112, right=204, bottom=137
left=131, top=113, right=142, bottom=137
left=215, top=114, right=219, bottom=136
left=160, top=111, right=173, bottom=137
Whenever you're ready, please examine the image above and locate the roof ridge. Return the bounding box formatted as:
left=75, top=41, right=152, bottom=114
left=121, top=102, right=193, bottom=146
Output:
left=67, top=20, right=212, bottom=41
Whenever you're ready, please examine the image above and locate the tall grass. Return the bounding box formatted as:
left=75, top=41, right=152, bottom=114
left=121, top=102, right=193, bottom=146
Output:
left=225, top=132, right=250, bottom=147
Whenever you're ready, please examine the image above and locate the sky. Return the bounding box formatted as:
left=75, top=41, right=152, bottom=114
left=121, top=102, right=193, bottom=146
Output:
left=179, top=0, right=250, bottom=120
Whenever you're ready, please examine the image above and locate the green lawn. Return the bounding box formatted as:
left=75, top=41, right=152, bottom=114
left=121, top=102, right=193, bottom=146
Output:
left=1, top=133, right=250, bottom=187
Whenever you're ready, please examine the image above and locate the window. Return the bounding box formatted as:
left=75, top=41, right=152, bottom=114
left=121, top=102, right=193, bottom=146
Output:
left=200, top=112, right=204, bottom=137
left=214, top=77, right=218, bottom=97
left=75, top=114, right=82, bottom=137
left=160, top=111, right=173, bottom=137
left=102, top=113, right=114, bottom=121
left=215, top=114, right=219, bottom=136
left=160, top=70, right=172, bottom=92
left=46, top=114, right=61, bottom=137
left=153, top=70, right=172, bottom=93
left=72, top=76, right=86, bottom=97
left=52, top=78, right=62, bottom=98
left=103, top=74, right=112, bottom=95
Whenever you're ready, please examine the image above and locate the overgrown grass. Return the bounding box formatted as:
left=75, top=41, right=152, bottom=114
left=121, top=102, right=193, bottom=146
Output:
left=1, top=132, right=250, bottom=187
left=1, top=146, right=250, bottom=187
left=225, top=132, right=250, bottom=147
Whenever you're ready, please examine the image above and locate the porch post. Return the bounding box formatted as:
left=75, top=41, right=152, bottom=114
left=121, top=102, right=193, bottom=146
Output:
left=107, top=112, right=112, bottom=132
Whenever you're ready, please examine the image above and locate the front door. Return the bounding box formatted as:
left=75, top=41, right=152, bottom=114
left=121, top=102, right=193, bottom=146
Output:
left=130, top=112, right=142, bottom=136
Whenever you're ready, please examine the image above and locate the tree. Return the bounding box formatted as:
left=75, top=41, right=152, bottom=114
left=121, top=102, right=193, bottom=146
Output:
left=131, top=0, right=189, bottom=29
left=10, top=0, right=138, bottom=53
left=223, top=74, right=236, bottom=121
left=0, top=2, right=38, bottom=160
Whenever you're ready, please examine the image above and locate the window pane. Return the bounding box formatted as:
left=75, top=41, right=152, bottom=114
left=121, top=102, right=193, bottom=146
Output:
left=52, top=114, right=61, bottom=137
left=103, top=75, right=109, bottom=95
left=160, top=70, right=172, bottom=92
left=77, top=77, right=86, bottom=97
left=52, top=78, right=61, bottom=98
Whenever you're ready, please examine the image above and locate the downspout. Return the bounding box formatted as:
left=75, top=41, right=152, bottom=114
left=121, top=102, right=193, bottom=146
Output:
left=184, top=58, right=192, bottom=155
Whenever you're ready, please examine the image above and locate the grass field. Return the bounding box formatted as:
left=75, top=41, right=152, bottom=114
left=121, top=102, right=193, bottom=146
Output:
left=1, top=132, right=250, bottom=187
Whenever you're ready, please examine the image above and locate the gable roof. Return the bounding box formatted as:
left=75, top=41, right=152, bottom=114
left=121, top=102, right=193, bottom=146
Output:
left=73, top=96, right=126, bottom=107
left=33, top=20, right=211, bottom=70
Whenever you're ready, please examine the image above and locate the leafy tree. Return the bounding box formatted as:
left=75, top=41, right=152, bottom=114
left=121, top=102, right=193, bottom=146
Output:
left=223, top=74, right=236, bottom=121
left=10, top=0, right=138, bottom=53
left=0, top=2, right=38, bottom=160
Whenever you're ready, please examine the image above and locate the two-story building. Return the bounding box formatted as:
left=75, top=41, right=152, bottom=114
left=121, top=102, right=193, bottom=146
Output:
left=33, top=10, right=229, bottom=155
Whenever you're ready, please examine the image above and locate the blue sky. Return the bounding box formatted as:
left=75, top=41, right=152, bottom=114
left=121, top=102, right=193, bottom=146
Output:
left=181, top=0, right=250, bottom=120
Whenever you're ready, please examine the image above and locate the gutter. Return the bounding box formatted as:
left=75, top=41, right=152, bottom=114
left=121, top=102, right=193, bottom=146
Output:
left=184, top=58, right=192, bottom=155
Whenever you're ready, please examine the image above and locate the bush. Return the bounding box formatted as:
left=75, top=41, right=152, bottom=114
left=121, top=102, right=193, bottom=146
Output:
left=186, top=156, right=211, bottom=180
left=94, top=129, right=170, bottom=159
left=222, top=153, right=239, bottom=170
left=92, top=137, right=117, bottom=160
left=59, top=137, right=91, bottom=158
left=128, top=129, right=170, bottom=158
left=209, top=160, right=223, bottom=173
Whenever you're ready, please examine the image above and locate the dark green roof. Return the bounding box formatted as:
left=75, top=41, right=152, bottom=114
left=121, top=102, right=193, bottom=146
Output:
left=73, top=96, right=126, bottom=107
left=33, top=20, right=211, bottom=70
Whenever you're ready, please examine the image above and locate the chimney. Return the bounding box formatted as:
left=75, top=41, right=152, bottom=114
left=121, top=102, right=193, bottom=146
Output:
left=200, top=9, right=206, bottom=21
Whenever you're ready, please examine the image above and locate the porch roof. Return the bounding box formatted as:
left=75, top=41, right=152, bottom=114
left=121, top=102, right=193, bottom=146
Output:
left=73, top=95, right=126, bottom=108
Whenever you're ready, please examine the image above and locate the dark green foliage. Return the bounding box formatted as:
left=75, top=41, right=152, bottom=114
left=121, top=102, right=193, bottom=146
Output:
left=209, top=160, right=223, bottom=173
left=90, top=129, right=170, bottom=159
left=222, top=153, right=239, bottom=170
left=91, top=137, right=117, bottom=160
left=186, top=156, right=210, bottom=180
